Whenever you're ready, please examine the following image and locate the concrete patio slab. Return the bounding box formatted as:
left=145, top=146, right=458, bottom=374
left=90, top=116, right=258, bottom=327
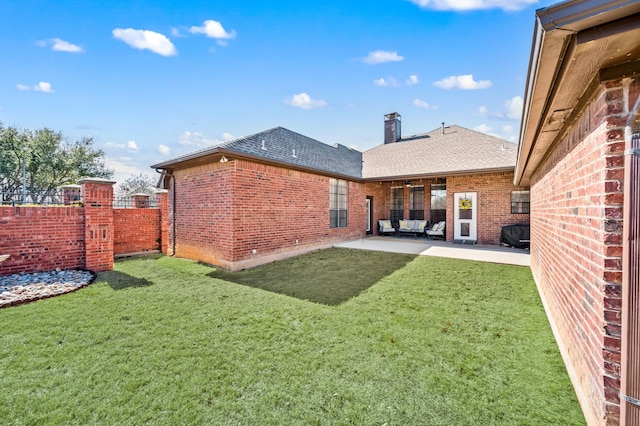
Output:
left=334, top=236, right=530, bottom=267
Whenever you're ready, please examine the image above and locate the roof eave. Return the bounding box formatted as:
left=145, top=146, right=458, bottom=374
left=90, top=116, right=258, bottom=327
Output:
left=365, top=166, right=515, bottom=182
left=152, top=148, right=362, bottom=181
left=515, top=0, right=640, bottom=186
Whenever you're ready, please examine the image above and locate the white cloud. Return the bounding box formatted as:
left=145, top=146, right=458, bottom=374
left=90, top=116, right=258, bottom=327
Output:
left=362, top=50, right=404, bottom=65
left=106, top=141, right=125, bottom=149
left=157, top=145, right=171, bottom=156
left=373, top=77, right=398, bottom=87
left=127, top=140, right=139, bottom=152
left=433, top=74, right=492, bottom=90
left=413, top=98, right=437, bottom=110
left=18, top=82, right=55, bottom=93
left=478, top=106, right=489, bottom=116
left=103, top=157, right=151, bottom=186
left=475, top=123, right=517, bottom=142
left=179, top=131, right=216, bottom=147
left=409, top=0, right=538, bottom=11
left=285, top=93, right=327, bottom=110
left=474, top=123, right=497, bottom=136
left=112, top=28, right=177, bottom=56
left=505, top=95, right=524, bottom=120
left=51, top=38, right=84, bottom=52
left=171, top=27, right=186, bottom=38
left=34, top=82, right=54, bottom=93
left=189, top=20, right=236, bottom=40
left=406, top=74, right=419, bottom=86
left=222, top=132, right=235, bottom=141
left=36, top=38, right=84, bottom=52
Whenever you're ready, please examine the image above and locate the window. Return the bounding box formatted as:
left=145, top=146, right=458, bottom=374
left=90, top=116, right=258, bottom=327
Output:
left=330, top=178, right=348, bottom=228
left=511, top=190, right=530, bottom=214
left=390, top=187, right=404, bottom=224
left=409, top=186, right=424, bottom=220
left=430, top=183, right=446, bottom=224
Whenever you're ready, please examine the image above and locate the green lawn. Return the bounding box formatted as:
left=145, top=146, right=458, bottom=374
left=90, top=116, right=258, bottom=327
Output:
left=0, top=249, right=585, bottom=425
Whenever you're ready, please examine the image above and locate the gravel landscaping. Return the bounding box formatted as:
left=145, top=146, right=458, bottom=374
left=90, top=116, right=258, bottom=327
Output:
left=0, top=269, right=95, bottom=308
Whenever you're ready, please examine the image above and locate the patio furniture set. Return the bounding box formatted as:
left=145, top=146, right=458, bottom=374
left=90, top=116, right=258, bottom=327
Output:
left=378, top=220, right=446, bottom=240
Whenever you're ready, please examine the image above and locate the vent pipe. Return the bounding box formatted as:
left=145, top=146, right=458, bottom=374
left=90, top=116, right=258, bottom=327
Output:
left=442, top=122, right=445, bottom=135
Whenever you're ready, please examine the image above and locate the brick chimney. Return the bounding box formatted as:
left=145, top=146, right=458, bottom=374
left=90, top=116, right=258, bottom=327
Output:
left=384, top=112, right=401, bottom=144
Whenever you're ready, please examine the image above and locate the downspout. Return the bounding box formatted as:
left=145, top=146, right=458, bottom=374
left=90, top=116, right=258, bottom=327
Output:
left=170, top=173, right=176, bottom=256
left=620, top=95, right=640, bottom=425
left=155, top=168, right=176, bottom=257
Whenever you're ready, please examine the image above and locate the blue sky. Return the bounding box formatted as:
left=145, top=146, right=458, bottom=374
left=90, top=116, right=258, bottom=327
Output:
left=0, top=0, right=556, bottom=184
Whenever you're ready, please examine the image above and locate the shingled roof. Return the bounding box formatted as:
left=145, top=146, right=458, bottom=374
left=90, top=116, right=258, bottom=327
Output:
left=152, top=127, right=363, bottom=180
left=362, top=125, right=517, bottom=180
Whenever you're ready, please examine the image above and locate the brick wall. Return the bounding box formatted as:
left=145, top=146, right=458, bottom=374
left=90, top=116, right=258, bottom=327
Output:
left=113, top=209, right=162, bottom=255
left=365, top=172, right=527, bottom=243
left=170, top=159, right=365, bottom=271
left=0, top=180, right=168, bottom=276
left=447, top=172, right=529, bottom=244
left=528, top=78, right=639, bottom=425
left=0, top=206, right=85, bottom=275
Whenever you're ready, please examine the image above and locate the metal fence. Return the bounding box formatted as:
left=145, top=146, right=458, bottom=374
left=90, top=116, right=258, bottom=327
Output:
left=0, top=186, right=83, bottom=206
left=113, top=195, right=160, bottom=209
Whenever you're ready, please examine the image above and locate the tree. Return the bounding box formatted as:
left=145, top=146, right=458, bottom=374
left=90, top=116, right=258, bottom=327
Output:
left=116, top=173, right=158, bottom=197
left=0, top=123, right=113, bottom=204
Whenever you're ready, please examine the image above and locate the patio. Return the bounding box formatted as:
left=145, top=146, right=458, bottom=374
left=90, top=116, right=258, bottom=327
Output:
left=335, top=237, right=530, bottom=267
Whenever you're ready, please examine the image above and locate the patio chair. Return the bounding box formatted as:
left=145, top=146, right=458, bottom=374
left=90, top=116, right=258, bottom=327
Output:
left=425, top=221, right=446, bottom=240
left=378, top=220, right=395, bottom=235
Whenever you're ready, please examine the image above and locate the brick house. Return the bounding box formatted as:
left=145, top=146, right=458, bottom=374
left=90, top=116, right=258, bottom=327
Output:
left=515, top=1, right=640, bottom=424
left=152, top=114, right=529, bottom=271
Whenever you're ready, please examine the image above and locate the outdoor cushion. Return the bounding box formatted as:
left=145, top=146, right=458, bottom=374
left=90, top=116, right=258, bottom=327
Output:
left=432, top=223, right=440, bottom=231
left=380, top=220, right=392, bottom=229
left=399, top=220, right=410, bottom=230
left=416, top=220, right=427, bottom=231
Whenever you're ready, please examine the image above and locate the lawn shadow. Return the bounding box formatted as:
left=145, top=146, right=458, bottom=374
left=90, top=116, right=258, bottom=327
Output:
left=99, top=270, right=155, bottom=290
left=207, top=247, right=416, bottom=305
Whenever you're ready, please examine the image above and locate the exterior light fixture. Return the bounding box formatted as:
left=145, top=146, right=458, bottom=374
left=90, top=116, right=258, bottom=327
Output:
left=220, top=156, right=229, bottom=163
left=405, top=180, right=412, bottom=187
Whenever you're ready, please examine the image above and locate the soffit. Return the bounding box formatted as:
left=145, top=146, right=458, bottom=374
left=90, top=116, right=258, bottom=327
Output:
left=516, top=3, right=640, bottom=186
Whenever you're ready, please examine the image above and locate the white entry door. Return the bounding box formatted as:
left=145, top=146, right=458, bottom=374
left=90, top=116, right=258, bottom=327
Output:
left=453, top=192, right=477, bottom=243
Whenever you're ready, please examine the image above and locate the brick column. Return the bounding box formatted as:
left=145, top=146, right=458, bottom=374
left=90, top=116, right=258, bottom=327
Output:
left=130, top=193, right=151, bottom=208
left=155, top=189, right=169, bottom=254
left=79, top=178, right=116, bottom=272
left=60, top=184, right=82, bottom=205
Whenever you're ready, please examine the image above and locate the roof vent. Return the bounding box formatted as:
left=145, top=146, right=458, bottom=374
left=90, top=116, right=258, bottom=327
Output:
left=261, top=140, right=267, bottom=150
left=292, top=149, right=297, bottom=158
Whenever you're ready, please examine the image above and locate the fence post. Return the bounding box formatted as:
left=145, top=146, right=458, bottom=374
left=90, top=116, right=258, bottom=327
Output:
left=60, top=184, right=82, bottom=205
left=79, top=178, right=116, bottom=272
left=155, top=189, right=169, bottom=254
left=130, top=193, right=151, bottom=208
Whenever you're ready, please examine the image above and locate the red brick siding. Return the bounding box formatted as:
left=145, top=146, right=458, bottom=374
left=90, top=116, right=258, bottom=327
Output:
left=365, top=173, right=527, bottom=243
left=82, top=181, right=114, bottom=272
left=231, top=161, right=365, bottom=262
left=170, top=160, right=366, bottom=270
left=529, top=79, right=633, bottom=425
left=170, top=162, right=234, bottom=268
left=113, top=209, right=161, bottom=255
left=447, top=172, right=530, bottom=244
left=0, top=206, right=85, bottom=275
